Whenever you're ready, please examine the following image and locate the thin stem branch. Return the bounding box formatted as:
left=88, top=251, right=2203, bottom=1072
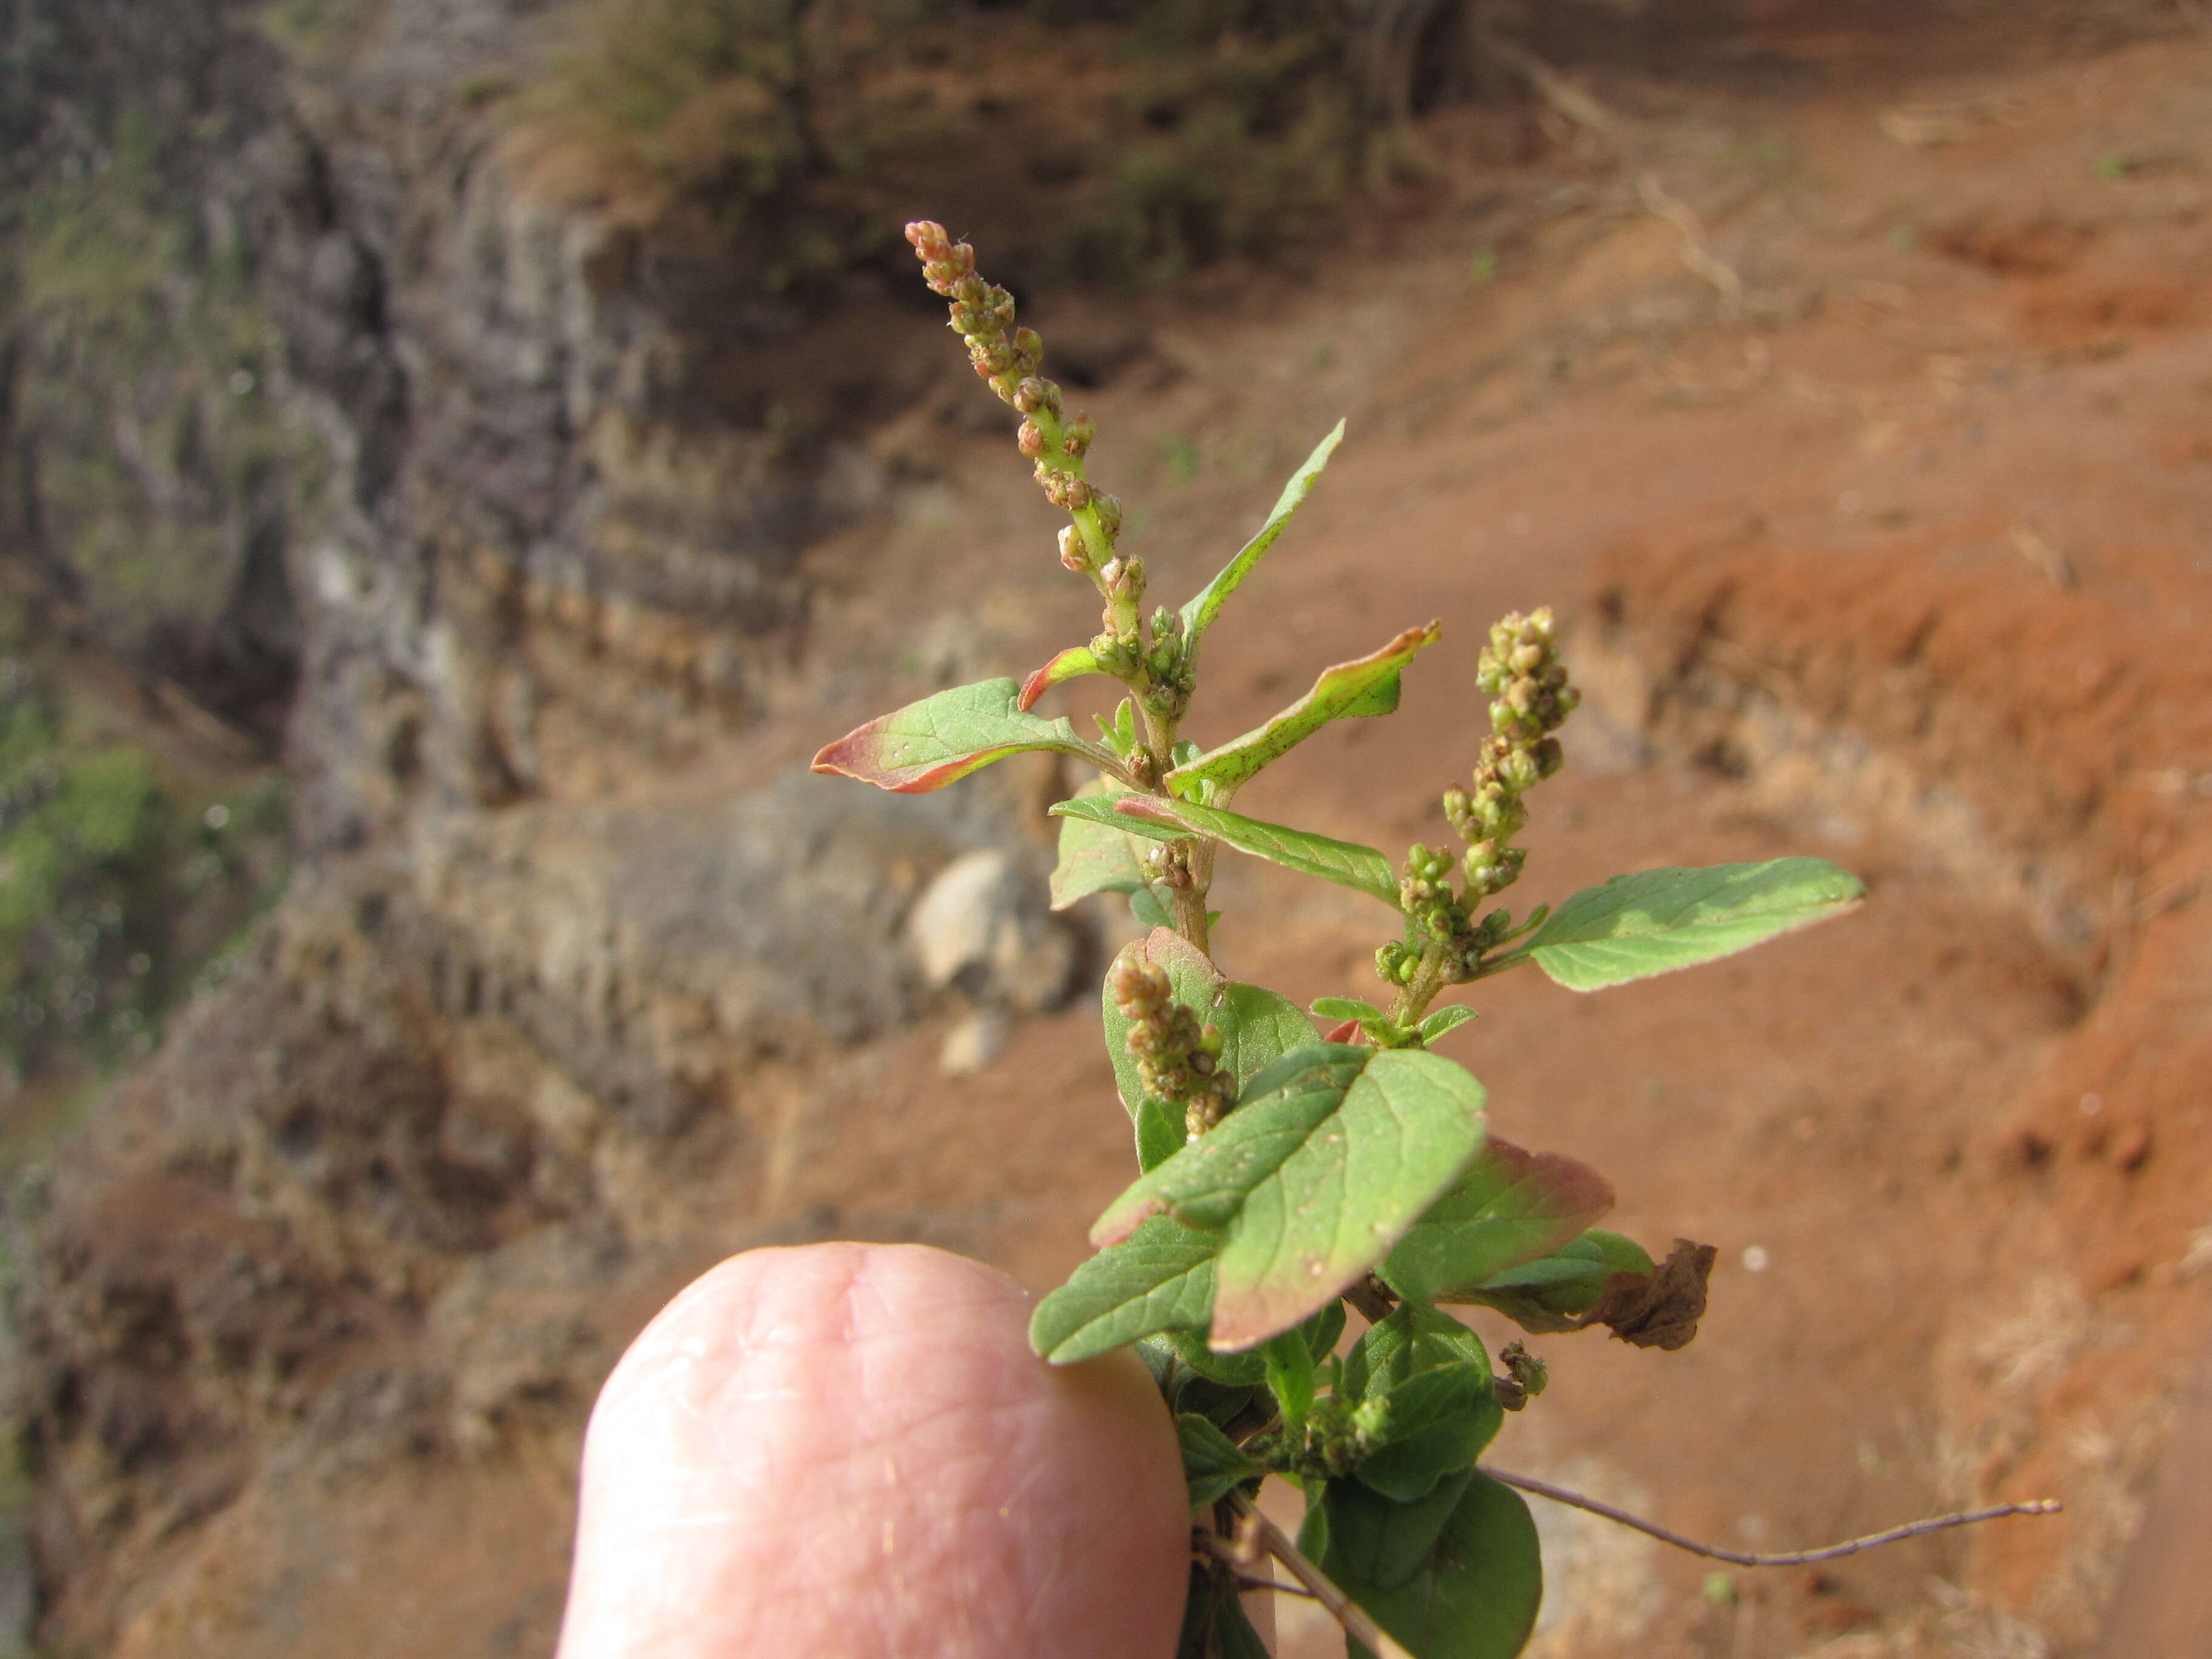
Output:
left=1466, top=943, right=1534, bottom=982
left=1236, top=1577, right=1317, bottom=1599
left=1226, top=1491, right=1418, bottom=1659
left=1344, top=1275, right=1396, bottom=1324
left=1194, top=1536, right=1318, bottom=1600
left=1483, top=1468, right=2061, bottom=1567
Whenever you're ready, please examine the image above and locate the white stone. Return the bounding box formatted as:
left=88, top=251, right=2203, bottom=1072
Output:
left=908, top=850, right=1020, bottom=991
left=938, top=1010, right=1010, bottom=1077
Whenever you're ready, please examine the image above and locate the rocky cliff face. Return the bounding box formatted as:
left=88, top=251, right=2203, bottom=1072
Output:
left=6, top=3, right=1090, bottom=1651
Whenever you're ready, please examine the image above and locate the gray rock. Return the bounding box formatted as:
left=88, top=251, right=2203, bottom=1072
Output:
left=907, top=850, right=1078, bottom=1014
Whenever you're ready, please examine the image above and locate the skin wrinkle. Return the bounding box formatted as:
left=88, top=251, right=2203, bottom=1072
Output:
left=558, top=1242, right=1186, bottom=1659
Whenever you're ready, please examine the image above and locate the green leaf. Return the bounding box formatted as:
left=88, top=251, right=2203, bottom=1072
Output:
left=1178, top=420, right=1346, bottom=659
left=1050, top=780, right=1147, bottom=910
left=1019, top=644, right=1110, bottom=711
left=1476, top=1254, right=1606, bottom=1292
left=1178, top=1412, right=1264, bottom=1509
left=1195, top=1382, right=1259, bottom=1428
left=1572, top=1227, right=1656, bottom=1279
left=1051, top=791, right=1185, bottom=843
left=1136, top=1097, right=1184, bottom=1173
left=1092, top=1044, right=1488, bottom=1352
left=1415, top=1005, right=1477, bottom=1045
left=1130, top=887, right=1173, bottom=931
left=1101, top=796, right=1401, bottom=907
left=1323, top=1472, right=1543, bottom=1659
left=1215, top=983, right=1324, bottom=1092
left=1525, top=857, right=1865, bottom=991
left=1381, top=1138, right=1616, bottom=1304
left=1448, top=1228, right=1658, bottom=1329
left=813, top=679, right=1122, bottom=794
left=1170, top=1300, right=1339, bottom=1390
left=1303, top=1299, right=1348, bottom=1363
left=1098, top=698, right=1139, bottom=756
left=1343, top=1302, right=1491, bottom=1403
left=1134, top=1335, right=1179, bottom=1393
left=1096, top=1045, right=1369, bottom=1235
left=1167, top=1327, right=1268, bottom=1387
left=1355, top=1361, right=1502, bottom=1501
left=1263, top=1330, right=1318, bottom=1421
left=1312, top=997, right=1386, bottom=1022
left=1030, top=1216, right=1219, bottom=1365
left=1318, top=1469, right=1475, bottom=1593
left=1167, top=623, right=1440, bottom=796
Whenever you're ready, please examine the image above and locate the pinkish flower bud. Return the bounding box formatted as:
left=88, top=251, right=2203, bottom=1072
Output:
left=1017, top=420, right=1045, bottom=458
left=1059, top=526, right=1089, bottom=572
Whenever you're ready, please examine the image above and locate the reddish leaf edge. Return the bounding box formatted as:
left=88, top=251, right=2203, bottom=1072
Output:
left=1017, top=646, right=1105, bottom=712
left=812, top=711, right=1125, bottom=795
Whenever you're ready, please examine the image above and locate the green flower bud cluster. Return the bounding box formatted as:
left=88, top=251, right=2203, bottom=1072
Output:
left=1108, top=955, right=1233, bottom=1138
left=1137, top=607, right=1195, bottom=713
left=1396, top=842, right=1461, bottom=945
left=905, top=221, right=1124, bottom=592
left=1376, top=609, right=1580, bottom=997
left=1449, top=608, right=1578, bottom=903
left=1257, top=1394, right=1378, bottom=1481
left=1376, top=852, right=1520, bottom=987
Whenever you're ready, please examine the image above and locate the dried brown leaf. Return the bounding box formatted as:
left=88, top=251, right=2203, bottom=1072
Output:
left=1577, top=1238, right=1717, bottom=1352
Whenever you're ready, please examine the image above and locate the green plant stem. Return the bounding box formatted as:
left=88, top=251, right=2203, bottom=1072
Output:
left=1128, top=696, right=1212, bottom=954
left=1134, top=698, right=1176, bottom=780
left=1028, top=401, right=1118, bottom=578
left=1074, top=496, right=1119, bottom=586
left=1387, top=942, right=1450, bottom=1028
left=1169, top=869, right=1213, bottom=957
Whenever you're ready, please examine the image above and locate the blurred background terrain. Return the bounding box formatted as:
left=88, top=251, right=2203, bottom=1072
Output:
left=1, top=1, right=2208, bottom=1654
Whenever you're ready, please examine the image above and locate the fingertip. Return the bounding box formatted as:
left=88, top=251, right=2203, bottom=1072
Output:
left=560, top=1242, right=1188, bottom=1659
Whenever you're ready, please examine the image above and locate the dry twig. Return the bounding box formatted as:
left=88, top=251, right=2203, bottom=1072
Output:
left=1637, top=172, right=1744, bottom=317
left=1484, top=1467, right=2060, bottom=1567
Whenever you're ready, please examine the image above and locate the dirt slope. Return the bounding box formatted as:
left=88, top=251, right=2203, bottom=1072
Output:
left=16, top=9, right=2212, bottom=1658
